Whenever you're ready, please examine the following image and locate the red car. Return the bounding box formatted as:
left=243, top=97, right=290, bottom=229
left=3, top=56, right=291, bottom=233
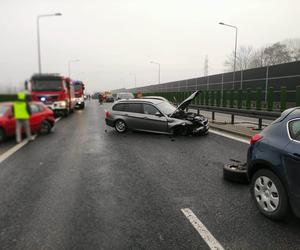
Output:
left=0, top=102, right=55, bottom=142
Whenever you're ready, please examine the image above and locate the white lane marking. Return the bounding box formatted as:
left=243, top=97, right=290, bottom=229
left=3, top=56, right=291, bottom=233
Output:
left=181, top=208, right=225, bottom=250
left=0, top=135, right=37, bottom=164
left=209, top=129, right=250, bottom=145
left=55, top=117, right=62, bottom=123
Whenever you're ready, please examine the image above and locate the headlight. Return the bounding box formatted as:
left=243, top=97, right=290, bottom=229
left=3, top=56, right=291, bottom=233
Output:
left=55, top=101, right=67, bottom=107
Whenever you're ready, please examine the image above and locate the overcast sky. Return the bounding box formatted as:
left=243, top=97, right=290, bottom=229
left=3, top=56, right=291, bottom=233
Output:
left=1, top=0, right=299, bottom=92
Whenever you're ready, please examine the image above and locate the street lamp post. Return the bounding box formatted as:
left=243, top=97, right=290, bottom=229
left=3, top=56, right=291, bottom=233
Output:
left=150, top=61, right=161, bottom=84
left=37, top=13, right=62, bottom=74
left=219, top=22, right=238, bottom=89
left=68, top=59, right=80, bottom=78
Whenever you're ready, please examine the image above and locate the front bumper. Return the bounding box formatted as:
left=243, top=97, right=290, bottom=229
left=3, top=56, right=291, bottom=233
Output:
left=192, top=121, right=209, bottom=134
left=44, top=100, right=68, bottom=111
left=75, top=97, right=85, bottom=106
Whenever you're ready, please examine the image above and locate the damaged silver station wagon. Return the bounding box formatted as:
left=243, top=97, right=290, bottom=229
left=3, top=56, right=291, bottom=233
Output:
left=105, top=91, right=209, bottom=135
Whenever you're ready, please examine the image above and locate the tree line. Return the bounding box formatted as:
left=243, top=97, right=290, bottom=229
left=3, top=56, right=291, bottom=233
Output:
left=225, top=38, right=300, bottom=71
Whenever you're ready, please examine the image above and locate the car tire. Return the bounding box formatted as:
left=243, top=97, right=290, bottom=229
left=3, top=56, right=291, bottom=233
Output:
left=64, top=109, right=69, bottom=117
left=175, top=126, right=188, bottom=136
left=0, top=128, right=5, bottom=142
left=40, top=120, right=52, bottom=134
left=251, top=169, right=290, bottom=220
left=115, top=120, right=127, bottom=133
left=223, top=163, right=249, bottom=184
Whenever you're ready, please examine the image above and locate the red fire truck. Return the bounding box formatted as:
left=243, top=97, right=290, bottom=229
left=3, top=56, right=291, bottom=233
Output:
left=73, top=80, right=85, bottom=109
left=28, top=74, right=76, bottom=117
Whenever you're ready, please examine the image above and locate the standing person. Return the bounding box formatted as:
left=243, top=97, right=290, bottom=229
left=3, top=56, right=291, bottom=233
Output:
left=98, top=93, right=103, bottom=105
left=13, top=92, right=33, bottom=143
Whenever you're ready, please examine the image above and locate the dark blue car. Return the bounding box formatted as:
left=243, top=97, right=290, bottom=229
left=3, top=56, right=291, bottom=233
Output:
left=247, top=107, right=300, bottom=220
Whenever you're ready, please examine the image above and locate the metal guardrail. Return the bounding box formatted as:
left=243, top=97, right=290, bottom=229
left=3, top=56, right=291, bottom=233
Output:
left=188, top=105, right=281, bottom=130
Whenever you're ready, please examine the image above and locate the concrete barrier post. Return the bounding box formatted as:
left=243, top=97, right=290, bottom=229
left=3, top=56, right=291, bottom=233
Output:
left=201, top=91, right=204, bottom=105
left=280, top=86, right=287, bottom=112
left=297, top=86, right=300, bottom=107
left=222, top=90, right=227, bottom=107
left=246, top=88, right=251, bottom=109
left=267, top=87, right=274, bottom=111
left=237, top=89, right=242, bottom=109
left=256, top=88, right=262, bottom=110
left=229, top=90, right=234, bottom=108
left=210, top=90, right=215, bottom=106
left=216, top=90, right=221, bottom=107
left=205, top=90, right=209, bottom=106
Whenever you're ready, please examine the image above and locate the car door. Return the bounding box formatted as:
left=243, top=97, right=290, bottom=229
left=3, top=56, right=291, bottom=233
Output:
left=4, top=105, right=16, bottom=136
left=29, top=104, right=43, bottom=132
left=284, top=118, right=300, bottom=194
left=140, top=103, right=168, bottom=133
left=123, top=103, right=144, bottom=130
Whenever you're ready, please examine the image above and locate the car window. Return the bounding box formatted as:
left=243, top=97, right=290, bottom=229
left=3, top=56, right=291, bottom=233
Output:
left=143, top=104, right=159, bottom=115
left=0, top=105, right=9, bottom=116
left=289, top=120, right=300, bottom=141
left=113, top=103, right=125, bottom=111
left=125, top=103, right=143, bottom=113
left=30, top=104, right=40, bottom=114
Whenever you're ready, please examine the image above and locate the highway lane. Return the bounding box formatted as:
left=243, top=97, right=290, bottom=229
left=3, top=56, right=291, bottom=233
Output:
left=0, top=100, right=299, bottom=249
left=0, top=139, right=17, bottom=155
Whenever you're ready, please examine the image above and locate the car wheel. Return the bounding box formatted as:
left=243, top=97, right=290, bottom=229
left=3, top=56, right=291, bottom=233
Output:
left=64, top=109, right=69, bottom=117
left=40, top=120, right=52, bottom=134
left=115, top=120, right=127, bottom=133
left=175, top=126, right=188, bottom=136
left=0, top=128, right=5, bottom=142
left=223, top=163, right=249, bottom=184
left=251, top=169, right=289, bottom=220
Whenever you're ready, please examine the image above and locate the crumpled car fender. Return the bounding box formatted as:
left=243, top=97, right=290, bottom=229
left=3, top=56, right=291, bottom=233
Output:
left=167, top=118, right=193, bottom=129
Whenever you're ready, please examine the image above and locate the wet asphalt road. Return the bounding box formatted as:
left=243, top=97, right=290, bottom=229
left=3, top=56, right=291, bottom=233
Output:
left=0, top=100, right=300, bottom=250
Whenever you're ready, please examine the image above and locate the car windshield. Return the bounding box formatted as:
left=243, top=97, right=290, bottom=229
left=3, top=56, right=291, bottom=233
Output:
left=0, top=105, right=9, bottom=116
left=73, top=84, right=82, bottom=91
left=31, top=80, right=62, bottom=91
left=157, top=101, right=176, bottom=115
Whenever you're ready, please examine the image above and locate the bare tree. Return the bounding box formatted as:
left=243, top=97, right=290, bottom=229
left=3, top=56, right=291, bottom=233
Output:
left=224, top=46, right=254, bottom=71
left=262, top=42, right=291, bottom=66
left=283, top=38, right=300, bottom=61
left=224, top=40, right=299, bottom=71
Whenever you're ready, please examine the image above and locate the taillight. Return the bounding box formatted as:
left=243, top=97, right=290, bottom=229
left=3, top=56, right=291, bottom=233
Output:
left=250, top=134, right=263, bottom=145
left=105, top=110, right=110, bottom=119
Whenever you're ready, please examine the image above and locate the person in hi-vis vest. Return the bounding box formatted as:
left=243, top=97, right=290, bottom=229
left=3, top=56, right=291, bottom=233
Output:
left=13, top=92, right=34, bottom=143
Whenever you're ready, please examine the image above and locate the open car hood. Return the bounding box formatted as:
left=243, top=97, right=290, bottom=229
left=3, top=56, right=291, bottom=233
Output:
left=169, top=91, right=200, bottom=117
left=177, top=91, right=200, bottom=111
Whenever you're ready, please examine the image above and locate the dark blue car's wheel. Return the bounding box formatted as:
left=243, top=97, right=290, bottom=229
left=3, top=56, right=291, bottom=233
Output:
left=251, top=169, right=290, bottom=220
